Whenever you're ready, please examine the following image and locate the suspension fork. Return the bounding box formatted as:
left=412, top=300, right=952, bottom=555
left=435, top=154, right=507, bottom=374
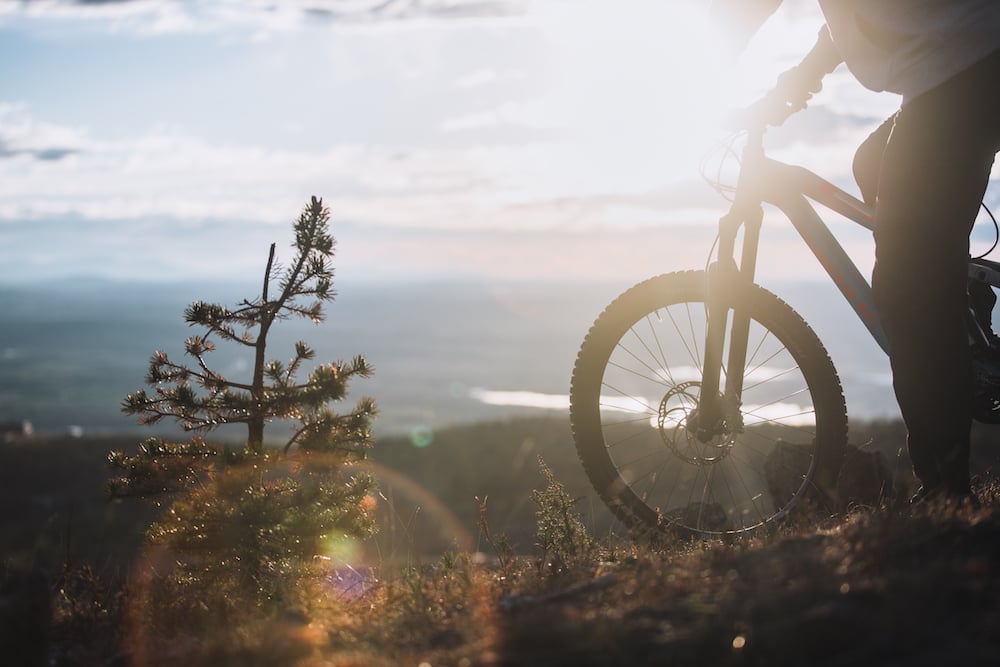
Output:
left=695, top=205, right=764, bottom=440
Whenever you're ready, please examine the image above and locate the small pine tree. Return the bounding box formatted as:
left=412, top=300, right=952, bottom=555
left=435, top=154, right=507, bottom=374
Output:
left=119, top=195, right=374, bottom=458
left=109, top=197, right=378, bottom=628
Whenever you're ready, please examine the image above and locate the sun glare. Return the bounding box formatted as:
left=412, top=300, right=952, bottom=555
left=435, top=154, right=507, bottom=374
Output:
left=523, top=0, right=825, bottom=204
left=536, top=1, right=732, bottom=165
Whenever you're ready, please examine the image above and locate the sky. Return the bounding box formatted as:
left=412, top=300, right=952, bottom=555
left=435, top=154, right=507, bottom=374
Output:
left=1, top=0, right=989, bottom=287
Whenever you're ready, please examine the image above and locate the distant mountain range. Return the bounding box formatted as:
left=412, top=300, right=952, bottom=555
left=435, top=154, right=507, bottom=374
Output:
left=0, top=276, right=898, bottom=439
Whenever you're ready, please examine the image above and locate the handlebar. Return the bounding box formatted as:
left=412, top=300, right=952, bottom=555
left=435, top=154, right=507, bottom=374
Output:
left=726, top=89, right=808, bottom=133
left=702, top=88, right=811, bottom=200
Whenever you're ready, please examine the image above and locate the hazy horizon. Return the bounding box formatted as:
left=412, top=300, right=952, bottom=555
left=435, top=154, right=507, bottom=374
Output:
left=1, top=276, right=898, bottom=442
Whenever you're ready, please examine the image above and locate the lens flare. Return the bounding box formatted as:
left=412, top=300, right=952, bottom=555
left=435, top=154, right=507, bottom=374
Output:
left=320, top=531, right=362, bottom=563
left=409, top=424, right=434, bottom=448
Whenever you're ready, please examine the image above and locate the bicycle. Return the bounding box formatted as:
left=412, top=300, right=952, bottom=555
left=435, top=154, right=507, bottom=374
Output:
left=568, top=95, right=1000, bottom=538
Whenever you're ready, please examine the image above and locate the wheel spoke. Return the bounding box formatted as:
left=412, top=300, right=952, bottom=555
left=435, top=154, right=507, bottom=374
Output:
left=569, top=272, right=846, bottom=537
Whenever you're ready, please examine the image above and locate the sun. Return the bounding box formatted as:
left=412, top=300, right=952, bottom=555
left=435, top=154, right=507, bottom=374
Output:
left=531, top=0, right=824, bottom=186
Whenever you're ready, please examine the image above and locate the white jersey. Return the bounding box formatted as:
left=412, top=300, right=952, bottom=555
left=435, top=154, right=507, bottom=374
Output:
left=817, top=0, right=1000, bottom=101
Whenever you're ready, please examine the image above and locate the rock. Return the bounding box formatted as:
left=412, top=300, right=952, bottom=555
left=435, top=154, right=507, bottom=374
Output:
left=763, top=439, right=898, bottom=513
left=838, top=443, right=897, bottom=509
left=763, top=439, right=814, bottom=511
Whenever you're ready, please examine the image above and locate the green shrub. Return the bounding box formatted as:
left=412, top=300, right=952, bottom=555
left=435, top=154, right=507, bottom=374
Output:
left=532, top=457, right=597, bottom=580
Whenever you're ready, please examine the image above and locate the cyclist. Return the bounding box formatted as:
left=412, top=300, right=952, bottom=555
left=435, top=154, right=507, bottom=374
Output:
left=713, top=1, right=1000, bottom=504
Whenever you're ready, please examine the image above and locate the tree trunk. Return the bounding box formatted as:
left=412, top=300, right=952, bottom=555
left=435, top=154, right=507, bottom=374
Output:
left=248, top=243, right=277, bottom=454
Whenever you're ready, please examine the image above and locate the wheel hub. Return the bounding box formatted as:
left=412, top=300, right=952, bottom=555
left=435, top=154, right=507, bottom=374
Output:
left=657, top=381, right=736, bottom=465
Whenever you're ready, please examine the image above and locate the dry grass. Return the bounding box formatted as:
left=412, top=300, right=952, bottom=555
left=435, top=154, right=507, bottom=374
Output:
left=182, top=488, right=993, bottom=667
left=51, top=484, right=998, bottom=667
left=11, top=423, right=1000, bottom=665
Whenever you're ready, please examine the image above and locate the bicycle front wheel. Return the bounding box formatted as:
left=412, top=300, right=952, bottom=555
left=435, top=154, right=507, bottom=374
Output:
left=569, top=271, right=847, bottom=536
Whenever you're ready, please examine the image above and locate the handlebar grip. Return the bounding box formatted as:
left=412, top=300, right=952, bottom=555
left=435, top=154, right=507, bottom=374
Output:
left=728, top=92, right=806, bottom=132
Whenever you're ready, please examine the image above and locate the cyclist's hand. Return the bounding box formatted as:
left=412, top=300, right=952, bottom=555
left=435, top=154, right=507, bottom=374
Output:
left=730, top=65, right=822, bottom=129
left=727, top=92, right=799, bottom=131
left=773, top=64, right=824, bottom=113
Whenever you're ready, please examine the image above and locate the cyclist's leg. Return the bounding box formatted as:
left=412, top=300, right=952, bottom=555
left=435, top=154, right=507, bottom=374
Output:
left=872, top=49, right=1000, bottom=496
left=852, top=114, right=895, bottom=206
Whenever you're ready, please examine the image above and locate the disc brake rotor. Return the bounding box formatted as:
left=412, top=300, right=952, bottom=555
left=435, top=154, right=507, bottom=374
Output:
left=657, top=381, right=735, bottom=465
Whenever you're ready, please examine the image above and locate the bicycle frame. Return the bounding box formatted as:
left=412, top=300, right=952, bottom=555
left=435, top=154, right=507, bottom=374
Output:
left=692, top=127, right=1000, bottom=440
left=696, top=126, right=1000, bottom=437
left=696, top=127, right=886, bottom=438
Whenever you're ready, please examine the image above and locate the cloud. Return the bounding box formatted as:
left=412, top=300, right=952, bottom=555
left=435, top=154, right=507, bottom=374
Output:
left=0, top=104, right=88, bottom=163
left=0, top=102, right=89, bottom=145
left=0, top=101, right=735, bottom=234
left=0, top=114, right=940, bottom=286
left=0, top=142, right=78, bottom=161
left=2, top=0, right=524, bottom=34
left=453, top=68, right=514, bottom=88
left=439, top=100, right=549, bottom=133
left=0, top=213, right=726, bottom=284
left=2, top=94, right=930, bottom=246
left=769, top=104, right=886, bottom=149
left=7, top=0, right=973, bottom=286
